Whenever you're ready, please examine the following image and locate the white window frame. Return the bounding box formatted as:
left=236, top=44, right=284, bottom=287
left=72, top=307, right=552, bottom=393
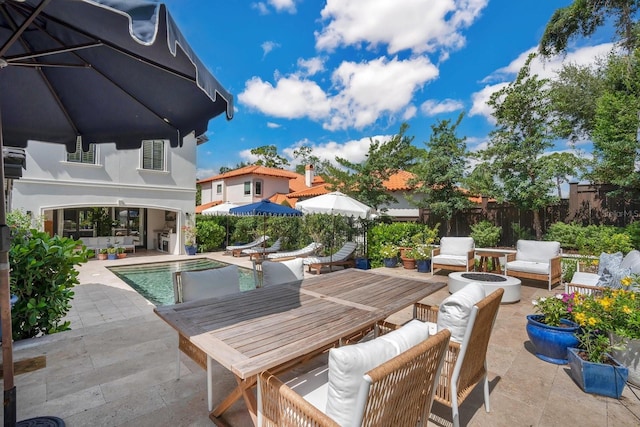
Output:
left=66, top=139, right=97, bottom=164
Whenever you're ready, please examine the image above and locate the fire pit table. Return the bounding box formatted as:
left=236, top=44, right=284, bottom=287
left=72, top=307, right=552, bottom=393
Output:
left=448, top=271, right=521, bottom=303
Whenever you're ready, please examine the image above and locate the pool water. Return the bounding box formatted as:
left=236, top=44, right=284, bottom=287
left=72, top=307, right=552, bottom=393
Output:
left=108, top=258, right=257, bottom=306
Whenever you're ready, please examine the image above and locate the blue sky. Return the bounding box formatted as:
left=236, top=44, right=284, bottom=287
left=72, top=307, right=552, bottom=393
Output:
left=162, top=0, right=614, bottom=179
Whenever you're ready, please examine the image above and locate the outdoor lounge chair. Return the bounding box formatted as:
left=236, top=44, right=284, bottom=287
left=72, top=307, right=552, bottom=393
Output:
left=242, top=238, right=283, bottom=260
left=258, top=325, right=451, bottom=427
left=172, top=265, right=240, bottom=384
left=303, top=241, right=358, bottom=274
left=264, top=242, right=322, bottom=260
left=431, top=236, right=475, bottom=273
left=383, top=284, right=503, bottom=427
left=504, top=240, right=562, bottom=291
left=225, top=235, right=269, bottom=257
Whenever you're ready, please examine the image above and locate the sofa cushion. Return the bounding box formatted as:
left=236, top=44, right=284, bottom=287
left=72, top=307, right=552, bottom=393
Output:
left=179, top=265, right=240, bottom=302
left=262, top=258, right=304, bottom=287
left=506, top=260, right=550, bottom=275
left=439, top=237, right=474, bottom=256
left=325, top=320, right=429, bottom=426
left=570, top=272, right=601, bottom=287
left=621, top=250, right=640, bottom=274
left=432, top=254, right=468, bottom=267
left=597, top=266, right=631, bottom=289
left=437, top=282, right=485, bottom=343
left=598, top=252, right=623, bottom=276
left=515, top=240, right=560, bottom=263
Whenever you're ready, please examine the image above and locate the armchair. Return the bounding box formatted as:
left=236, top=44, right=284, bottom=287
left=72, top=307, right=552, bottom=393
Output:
left=504, top=240, right=562, bottom=291
left=258, top=328, right=451, bottom=427
left=431, top=237, right=475, bottom=273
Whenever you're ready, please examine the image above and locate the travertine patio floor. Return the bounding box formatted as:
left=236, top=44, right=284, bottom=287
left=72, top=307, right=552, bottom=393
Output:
left=2, top=250, right=639, bottom=426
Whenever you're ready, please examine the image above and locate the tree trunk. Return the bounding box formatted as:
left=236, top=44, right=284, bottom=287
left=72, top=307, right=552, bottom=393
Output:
left=533, top=210, right=542, bottom=240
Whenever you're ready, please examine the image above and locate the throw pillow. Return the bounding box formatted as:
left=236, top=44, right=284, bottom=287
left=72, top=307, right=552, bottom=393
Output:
left=598, top=252, right=623, bottom=276
left=436, top=282, right=486, bottom=343
left=596, top=266, right=631, bottom=289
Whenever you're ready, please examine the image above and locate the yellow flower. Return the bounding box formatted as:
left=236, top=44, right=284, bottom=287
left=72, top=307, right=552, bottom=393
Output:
left=621, top=276, right=633, bottom=287
left=588, top=317, right=598, bottom=326
left=623, top=306, right=632, bottom=314
left=574, top=312, right=586, bottom=326
left=598, top=297, right=612, bottom=310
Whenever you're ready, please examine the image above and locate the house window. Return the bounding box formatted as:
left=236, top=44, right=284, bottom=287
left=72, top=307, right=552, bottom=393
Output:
left=67, top=139, right=96, bottom=164
left=255, top=180, right=262, bottom=196
left=141, top=140, right=165, bottom=171
left=216, top=184, right=222, bottom=194
left=244, top=181, right=251, bottom=195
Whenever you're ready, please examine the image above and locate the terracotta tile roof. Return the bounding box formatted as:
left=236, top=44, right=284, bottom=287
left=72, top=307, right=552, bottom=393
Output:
left=288, top=173, right=325, bottom=193
left=268, top=193, right=297, bottom=206
left=383, top=170, right=416, bottom=191
left=287, top=182, right=331, bottom=198
left=195, top=201, right=221, bottom=214
left=197, top=164, right=300, bottom=184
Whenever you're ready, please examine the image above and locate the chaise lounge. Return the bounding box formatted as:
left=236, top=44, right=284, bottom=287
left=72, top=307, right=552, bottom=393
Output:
left=263, top=241, right=322, bottom=260
left=225, top=235, right=269, bottom=257
left=242, top=238, right=282, bottom=260
left=303, top=241, right=357, bottom=274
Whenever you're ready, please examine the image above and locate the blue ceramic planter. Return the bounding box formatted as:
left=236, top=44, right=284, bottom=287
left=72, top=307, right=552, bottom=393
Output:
left=383, top=257, right=398, bottom=268
left=355, top=257, right=371, bottom=270
left=568, top=347, right=628, bottom=398
left=416, top=259, right=431, bottom=273
left=526, top=314, right=580, bottom=364
left=185, top=245, right=197, bottom=255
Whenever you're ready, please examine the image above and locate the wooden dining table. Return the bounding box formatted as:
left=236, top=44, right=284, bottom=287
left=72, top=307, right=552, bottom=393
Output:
left=154, top=268, right=445, bottom=425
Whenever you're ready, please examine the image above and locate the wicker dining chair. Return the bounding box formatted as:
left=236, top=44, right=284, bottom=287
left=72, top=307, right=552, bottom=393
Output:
left=412, top=288, right=503, bottom=427
left=258, top=329, right=451, bottom=427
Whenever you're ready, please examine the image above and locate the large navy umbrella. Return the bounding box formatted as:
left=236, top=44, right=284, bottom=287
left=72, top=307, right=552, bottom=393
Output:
left=0, top=1, right=233, bottom=424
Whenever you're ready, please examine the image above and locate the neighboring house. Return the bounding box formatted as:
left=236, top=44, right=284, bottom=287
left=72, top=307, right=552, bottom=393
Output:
left=12, top=135, right=204, bottom=255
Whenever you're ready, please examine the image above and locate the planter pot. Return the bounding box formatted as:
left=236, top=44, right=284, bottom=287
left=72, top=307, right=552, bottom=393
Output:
left=567, top=347, right=628, bottom=398
left=355, top=257, right=371, bottom=270
left=401, top=257, right=416, bottom=270
left=526, top=314, right=580, bottom=364
left=416, top=259, right=431, bottom=273
left=609, top=333, right=640, bottom=387
left=107, top=253, right=117, bottom=260
left=383, top=257, right=398, bottom=268
left=97, top=253, right=108, bottom=260
left=117, top=253, right=127, bottom=259
left=185, top=245, right=197, bottom=255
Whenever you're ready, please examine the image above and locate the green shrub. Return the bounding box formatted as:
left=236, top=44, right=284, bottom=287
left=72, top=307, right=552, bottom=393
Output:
left=9, top=228, right=89, bottom=340
left=511, top=223, right=533, bottom=241
left=368, top=222, right=439, bottom=268
left=470, top=220, right=501, bottom=248
left=195, top=219, right=226, bottom=252
left=625, top=222, right=640, bottom=249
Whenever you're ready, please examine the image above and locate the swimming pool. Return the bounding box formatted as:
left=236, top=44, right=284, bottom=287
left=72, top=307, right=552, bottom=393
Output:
left=108, top=258, right=257, bottom=306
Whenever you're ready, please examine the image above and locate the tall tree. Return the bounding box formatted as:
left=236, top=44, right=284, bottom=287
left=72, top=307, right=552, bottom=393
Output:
left=480, top=54, right=558, bottom=239
left=539, top=152, right=588, bottom=199
left=407, top=113, right=472, bottom=235
left=539, top=0, right=640, bottom=56
left=291, top=145, right=332, bottom=176
left=323, top=123, right=418, bottom=210
left=250, top=145, right=289, bottom=168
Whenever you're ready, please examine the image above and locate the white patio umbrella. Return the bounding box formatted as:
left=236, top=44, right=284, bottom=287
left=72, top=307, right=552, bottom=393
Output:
left=201, top=202, right=238, bottom=247
left=296, top=192, right=374, bottom=264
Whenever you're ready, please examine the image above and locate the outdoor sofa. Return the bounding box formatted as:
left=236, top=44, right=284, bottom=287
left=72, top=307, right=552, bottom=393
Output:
left=566, top=249, right=640, bottom=295
left=80, top=236, right=136, bottom=253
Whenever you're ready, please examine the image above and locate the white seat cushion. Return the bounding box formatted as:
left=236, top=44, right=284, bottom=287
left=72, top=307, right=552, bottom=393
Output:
left=437, top=282, right=485, bottom=343
left=570, top=272, right=601, bottom=287
left=432, top=254, right=468, bottom=267
left=506, top=260, right=550, bottom=275
left=439, top=237, right=474, bottom=256
left=325, top=320, right=430, bottom=426
left=262, top=258, right=304, bottom=286
left=179, top=265, right=240, bottom=302
left=515, top=240, right=560, bottom=263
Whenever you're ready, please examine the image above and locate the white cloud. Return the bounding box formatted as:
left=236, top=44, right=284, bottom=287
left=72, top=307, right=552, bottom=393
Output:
left=316, top=0, right=488, bottom=55
left=238, top=76, right=332, bottom=119
left=261, top=41, right=281, bottom=57
left=196, top=168, right=219, bottom=180
left=266, top=122, right=281, bottom=128
left=325, top=56, right=439, bottom=130
left=239, top=149, right=260, bottom=164
left=297, top=57, right=325, bottom=76
left=402, top=105, right=417, bottom=121
left=251, top=2, right=270, bottom=15
left=469, top=83, right=507, bottom=122
left=420, top=98, right=464, bottom=116
left=269, top=0, right=297, bottom=13
left=284, top=134, right=395, bottom=167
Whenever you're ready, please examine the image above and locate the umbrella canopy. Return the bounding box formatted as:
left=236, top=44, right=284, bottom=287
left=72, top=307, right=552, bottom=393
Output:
left=0, top=1, right=233, bottom=423
left=230, top=200, right=303, bottom=217
left=295, top=191, right=374, bottom=219
left=0, top=0, right=233, bottom=151
left=201, top=202, right=238, bottom=216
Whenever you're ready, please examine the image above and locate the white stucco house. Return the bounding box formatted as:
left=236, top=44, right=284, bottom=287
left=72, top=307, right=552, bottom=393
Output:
left=11, top=134, right=202, bottom=254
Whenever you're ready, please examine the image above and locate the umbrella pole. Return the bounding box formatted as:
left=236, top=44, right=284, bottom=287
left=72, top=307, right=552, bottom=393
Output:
left=0, top=110, right=17, bottom=426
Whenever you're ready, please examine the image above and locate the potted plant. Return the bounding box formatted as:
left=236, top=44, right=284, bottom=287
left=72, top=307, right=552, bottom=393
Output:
left=116, top=246, right=126, bottom=259
left=379, top=243, right=398, bottom=268
left=526, top=293, right=580, bottom=364
left=569, top=289, right=631, bottom=398
left=97, top=248, right=108, bottom=260
left=411, top=244, right=432, bottom=273
left=400, top=246, right=416, bottom=270
left=609, top=274, right=640, bottom=387
left=182, top=220, right=197, bottom=255
left=106, top=246, right=117, bottom=260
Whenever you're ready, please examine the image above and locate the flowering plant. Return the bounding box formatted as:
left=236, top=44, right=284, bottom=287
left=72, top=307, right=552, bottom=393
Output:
left=379, top=243, right=398, bottom=259
left=531, top=293, right=575, bottom=327
left=406, top=244, right=432, bottom=260
left=181, top=220, right=197, bottom=246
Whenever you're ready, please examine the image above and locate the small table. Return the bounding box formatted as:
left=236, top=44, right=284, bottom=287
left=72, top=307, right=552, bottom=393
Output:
left=448, top=271, right=521, bottom=303
left=475, top=249, right=512, bottom=274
